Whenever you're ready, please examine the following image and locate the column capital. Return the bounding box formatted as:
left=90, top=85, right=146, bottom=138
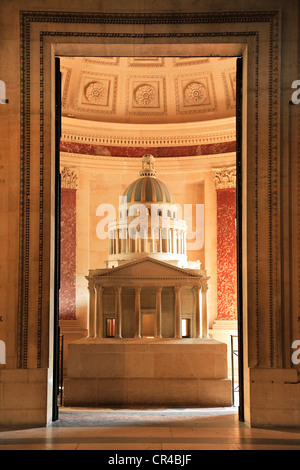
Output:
left=174, top=286, right=182, bottom=293
left=95, top=285, right=103, bottom=293
left=156, top=286, right=163, bottom=294
left=88, top=280, right=96, bottom=291
left=61, top=166, right=79, bottom=190
left=201, top=283, right=209, bottom=293
left=193, top=285, right=201, bottom=293
left=114, top=285, right=122, bottom=293
left=214, top=167, right=236, bottom=190
left=134, top=286, right=142, bottom=294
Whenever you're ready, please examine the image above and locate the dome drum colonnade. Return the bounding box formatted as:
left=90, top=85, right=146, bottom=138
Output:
left=108, top=217, right=187, bottom=263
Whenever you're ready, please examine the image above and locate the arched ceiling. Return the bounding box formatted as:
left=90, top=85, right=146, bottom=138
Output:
left=60, top=56, right=237, bottom=159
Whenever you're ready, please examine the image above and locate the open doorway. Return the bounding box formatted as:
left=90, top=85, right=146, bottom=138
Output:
left=53, top=55, right=243, bottom=421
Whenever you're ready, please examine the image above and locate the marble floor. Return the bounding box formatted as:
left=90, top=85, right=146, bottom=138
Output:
left=0, top=406, right=300, bottom=450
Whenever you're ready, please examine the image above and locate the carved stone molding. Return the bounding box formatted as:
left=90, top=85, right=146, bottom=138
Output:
left=214, top=168, right=236, bottom=190
left=135, top=84, right=157, bottom=106
left=60, top=166, right=79, bottom=190
left=85, top=82, right=107, bottom=105
left=184, top=82, right=207, bottom=105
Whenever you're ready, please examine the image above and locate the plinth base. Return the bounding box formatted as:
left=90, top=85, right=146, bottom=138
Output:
left=64, top=338, right=232, bottom=407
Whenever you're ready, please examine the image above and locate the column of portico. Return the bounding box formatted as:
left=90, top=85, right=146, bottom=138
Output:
left=114, top=286, right=122, bottom=339
left=155, top=286, right=162, bottom=338
left=134, top=287, right=142, bottom=338
left=194, top=285, right=201, bottom=338
left=88, top=282, right=96, bottom=338
left=174, top=286, right=182, bottom=339
left=201, top=284, right=209, bottom=338
left=95, top=286, right=103, bottom=339
left=193, top=283, right=209, bottom=339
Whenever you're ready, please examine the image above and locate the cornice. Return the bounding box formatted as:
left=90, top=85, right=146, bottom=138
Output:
left=60, top=151, right=236, bottom=172
left=61, top=116, right=236, bottom=149
left=20, top=10, right=280, bottom=24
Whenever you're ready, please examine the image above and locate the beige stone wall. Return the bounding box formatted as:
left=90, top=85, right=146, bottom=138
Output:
left=0, top=0, right=299, bottom=427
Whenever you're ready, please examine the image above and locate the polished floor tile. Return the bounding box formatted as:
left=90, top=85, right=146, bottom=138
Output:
left=0, top=406, right=299, bottom=451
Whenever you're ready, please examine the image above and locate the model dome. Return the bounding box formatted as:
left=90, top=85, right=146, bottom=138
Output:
left=123, top=155, right=175, bottom=204
left=123, top=177, right=175, bottom=204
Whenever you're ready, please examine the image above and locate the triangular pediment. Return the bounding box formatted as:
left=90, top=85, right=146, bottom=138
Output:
left=93, top=257, right=204, bottom=280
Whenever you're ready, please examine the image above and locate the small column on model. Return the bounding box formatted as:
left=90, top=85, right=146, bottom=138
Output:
left=134, top=287, right=142, bottom=338
left=174, top=286, right=182, bottom=339
left=95, top=285, right=103, bottom=339
left=88, top=281, right=96, bottom=338
left=114, top=286, right=122, bottom=339
left=155, top=286, right=162, bottom=338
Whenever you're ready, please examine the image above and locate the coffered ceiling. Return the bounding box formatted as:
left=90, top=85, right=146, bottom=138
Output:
left=61, top=56, right=237, bottom=124
left=59, top=56, right=237, bottom=158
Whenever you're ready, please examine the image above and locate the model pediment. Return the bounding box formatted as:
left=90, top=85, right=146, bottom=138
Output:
left=93, top=258, right=204, bottom=280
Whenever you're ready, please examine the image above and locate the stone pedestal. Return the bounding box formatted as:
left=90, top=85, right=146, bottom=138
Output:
left=64, top=338, right=232, bottom=407
left=59, top=320, right=88, bottom=376
left=210, top=320, right=238, bottom=379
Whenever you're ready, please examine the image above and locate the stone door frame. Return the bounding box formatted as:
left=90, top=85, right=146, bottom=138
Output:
left=17, top=11, right=285, bottom=425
